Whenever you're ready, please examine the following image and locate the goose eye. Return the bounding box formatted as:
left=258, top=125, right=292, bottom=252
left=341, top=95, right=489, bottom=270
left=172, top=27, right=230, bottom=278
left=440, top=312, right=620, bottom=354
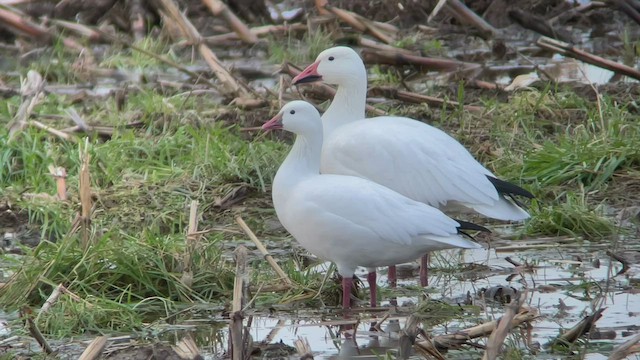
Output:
left=290, top=110, right=295, bottom=115
left=328, top=56, right=335, bottom=61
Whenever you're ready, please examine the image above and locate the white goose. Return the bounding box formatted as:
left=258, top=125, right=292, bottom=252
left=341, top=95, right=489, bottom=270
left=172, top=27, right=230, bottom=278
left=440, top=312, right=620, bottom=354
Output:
left=264, top=101, right=482, bottom=309
left=292, top=46, right=533, bottom=287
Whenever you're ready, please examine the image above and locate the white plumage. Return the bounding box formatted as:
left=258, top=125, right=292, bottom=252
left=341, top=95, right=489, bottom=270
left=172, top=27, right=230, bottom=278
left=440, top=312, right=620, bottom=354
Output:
left=263, top=101, right=482, bottom=309
left=292, top=46, right=532, bottom=286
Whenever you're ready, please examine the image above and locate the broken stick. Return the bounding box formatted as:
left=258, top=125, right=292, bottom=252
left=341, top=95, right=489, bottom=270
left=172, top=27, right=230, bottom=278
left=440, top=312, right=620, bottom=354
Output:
left=202, top=0, right=258, bottom=44
left=360, top=49, right=481, bottom=73
left=235, top=216, right=294, bottom=287
left=482, top=291, right=527, bottom=360
left=445, top=0, right=499, bottom=39
left=537, top=36, right=640, bottom=81
left=230, top=245, right=248, bottom=360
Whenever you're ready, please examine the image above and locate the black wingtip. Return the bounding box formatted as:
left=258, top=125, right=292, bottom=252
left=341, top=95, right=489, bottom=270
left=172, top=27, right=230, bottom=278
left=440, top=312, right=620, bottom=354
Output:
left=486, top=176, right=534, bottom=199
left=453, top=219, right=491, bottom=233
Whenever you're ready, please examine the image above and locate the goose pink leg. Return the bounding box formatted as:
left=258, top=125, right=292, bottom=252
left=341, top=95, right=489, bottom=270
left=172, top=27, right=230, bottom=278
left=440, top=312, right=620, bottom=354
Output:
left=342, top=276, right=353, bottom=310
left=388, top=265, right=397, bottom=288
left=367, top=271, right=377, bottom=308
left=420, top=253, right=429, bottom=287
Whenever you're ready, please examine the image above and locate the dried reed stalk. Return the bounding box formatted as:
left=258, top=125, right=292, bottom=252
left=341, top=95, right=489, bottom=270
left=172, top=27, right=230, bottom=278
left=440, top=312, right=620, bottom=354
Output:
left=609, top=332, right=640, bottom=360
left=230, top=245, right=249, bottom=360
left=156, top=0, right=252, bottom=98
left=324, top=4, right=396, bottom=44
left=361, top=49, right=480, bottom=73
left=547, top=308, right=606, bottom=347
left=202, top=0, right=258, bottom=44
left=79, top=139, right=93, bottom=250
left=21, top=307, right=53, bottom=354
left=369, top=87, right=484, bottom=113
left=7, top=70, right=45, bottom=140
left=537, top=36, right=640, bottom=81
left=445, top=0, right=498, bottom=39
left=235, top=216, right=294, bottom=287
left=181, top=200, right=199, bottom=290
left=78, top=336, right=108, bottom=360
left=414, top=307, right=538, bottom=356
left=205, top=23, right=307, bottom=45
left=48, top=166, right=68, bottom=201
left=482, top=291, right=527, bottom=360
left=173, top=334, right=201, bottom=360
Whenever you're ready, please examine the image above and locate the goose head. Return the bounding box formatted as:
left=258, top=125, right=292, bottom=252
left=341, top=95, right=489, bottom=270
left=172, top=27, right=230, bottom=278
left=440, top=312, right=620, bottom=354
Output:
left=262, top=101, right=322, bottom=136
left=292, top=46, right=366, bottom=86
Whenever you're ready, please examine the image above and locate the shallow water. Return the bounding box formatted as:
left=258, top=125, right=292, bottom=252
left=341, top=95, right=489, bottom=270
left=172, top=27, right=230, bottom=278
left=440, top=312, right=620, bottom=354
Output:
left=163, top=236, right=640, bottom=359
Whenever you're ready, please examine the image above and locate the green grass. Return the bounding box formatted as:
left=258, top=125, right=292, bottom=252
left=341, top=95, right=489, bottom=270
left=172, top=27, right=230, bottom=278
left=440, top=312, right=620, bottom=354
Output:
left=268, top=28, right=334, bottom=65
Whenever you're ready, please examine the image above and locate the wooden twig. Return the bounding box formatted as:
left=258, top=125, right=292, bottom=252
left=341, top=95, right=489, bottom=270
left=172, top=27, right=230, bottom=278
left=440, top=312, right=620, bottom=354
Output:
left=0, top=6, right=82, bottom=50
left=21, top=307, right=53, bottom=354
left=77, top=139, right=93, bottom=250
left=295, top=337, right=314, bottom=359
left=609, top=0, right=640, bottom=25
left=230, top=245, right=249, bottom=360
left=414, top=308, right=538, bottom=355
left=548, top=308, right=606, bottom=347
left=78, top=336, right=108, bottom=360
left=360, top=48, right=480, bottom=73
left=39, top=283, right=64, bottom=315
left=235, top=216, right=294, bottom=287
left=181, top=200, right=199, bottom=290
left=537, top=37, right=640, bottom=81
left=324, top=5, right=397, bottom=44
left=202, top=0, right=258, bottom=44
left=609, top=332, right=640, bottom=360
left=29, top=120, right=75, bottom=141
left=280, top=62, right=387, bottom=117
left=444, top=0, right=499, bottom=39
left=482, top=291, right=527, bottom=360
left=172, top=334, right=201, bottom=360
left=155, top=0, right=252, bottom=98
left=368, top=87, right=484, bottom=113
